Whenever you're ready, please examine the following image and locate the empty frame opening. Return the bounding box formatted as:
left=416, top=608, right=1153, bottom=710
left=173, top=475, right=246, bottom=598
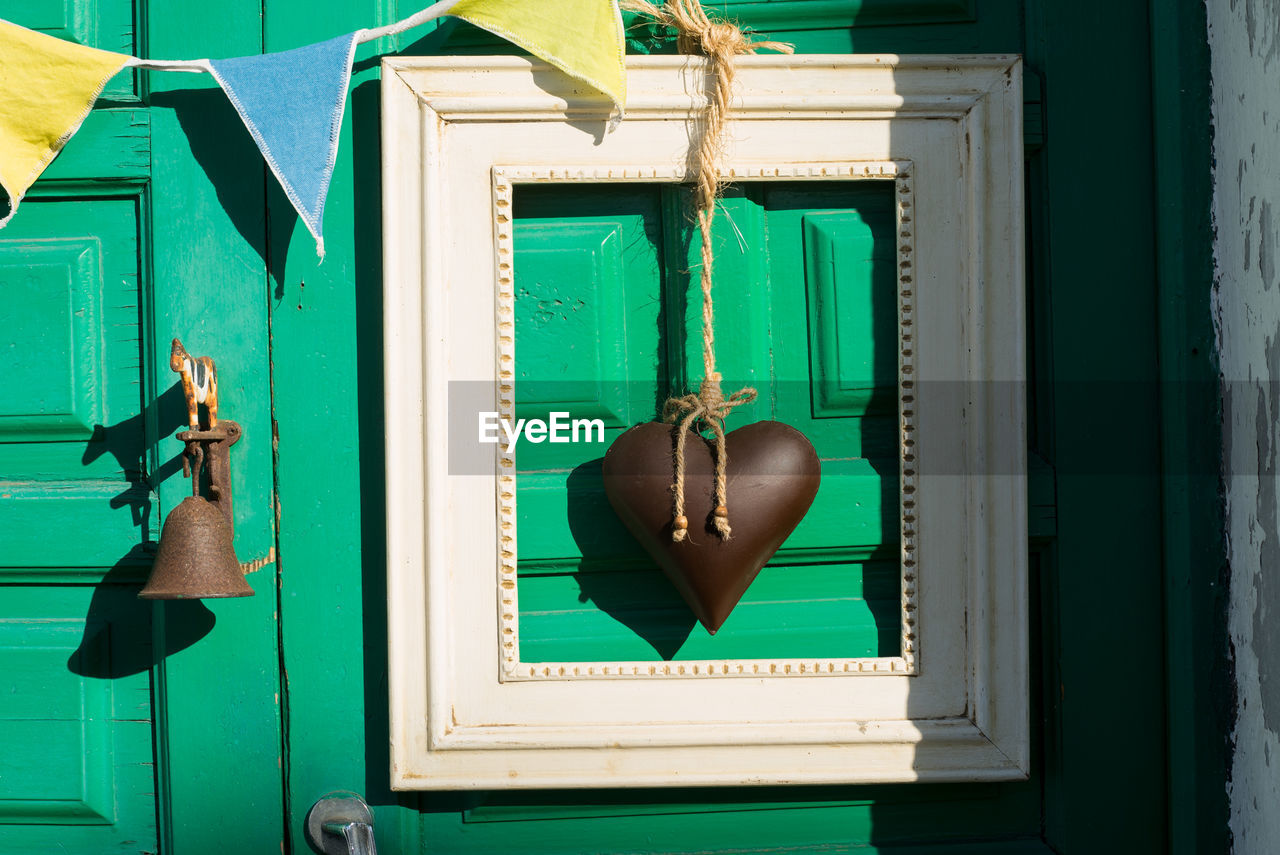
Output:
left=511, top=180, right=903, bottom=664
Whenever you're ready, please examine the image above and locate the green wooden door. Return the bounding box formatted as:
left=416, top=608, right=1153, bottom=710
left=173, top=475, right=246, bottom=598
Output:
left=0, top=1, right=285, bottom=852
left=269, top=1, right=1214, bottom=854
left=0, top=0, right=1223, bottom=853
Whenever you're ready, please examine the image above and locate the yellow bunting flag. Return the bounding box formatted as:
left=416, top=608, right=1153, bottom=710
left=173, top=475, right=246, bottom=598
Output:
left=449, top=0, right=626, bottom=118
left=0, top=19, right=130, bottom=226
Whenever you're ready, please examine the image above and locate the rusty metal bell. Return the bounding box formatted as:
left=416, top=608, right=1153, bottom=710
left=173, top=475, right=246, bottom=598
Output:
left=142, top=346, right=253, bottom=600
left=140, top=495, right=253, bottom=599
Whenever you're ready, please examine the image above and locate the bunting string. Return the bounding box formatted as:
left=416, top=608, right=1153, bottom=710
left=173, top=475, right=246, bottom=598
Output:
left=120, top=0, right=465, bottom=73
left=0, top=1, right=626, bottom=257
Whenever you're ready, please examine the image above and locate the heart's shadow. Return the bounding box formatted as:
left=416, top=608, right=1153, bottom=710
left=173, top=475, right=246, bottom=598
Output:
left=565, top=458, right=697, bottom=660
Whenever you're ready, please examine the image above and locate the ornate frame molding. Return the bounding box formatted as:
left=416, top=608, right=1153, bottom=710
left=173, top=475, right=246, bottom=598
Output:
left=491, top=161, right=918, bottom=682
left=383, top=54, right=1027, bottom=790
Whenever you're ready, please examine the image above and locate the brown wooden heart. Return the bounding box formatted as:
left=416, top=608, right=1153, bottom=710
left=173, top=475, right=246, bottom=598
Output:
left=602, top=420, right=821, bottom=634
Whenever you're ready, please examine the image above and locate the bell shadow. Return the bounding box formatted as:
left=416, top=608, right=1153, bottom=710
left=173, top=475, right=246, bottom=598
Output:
left=83, top=383, right=188, bottom=536
left=69, top=378, right=217, bottom=678
left=565, top=459, right=696, bottom=659
left=66, top=561, right=217, bottom=679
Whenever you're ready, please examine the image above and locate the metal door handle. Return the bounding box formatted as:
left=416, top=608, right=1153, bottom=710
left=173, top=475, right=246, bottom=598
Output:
left=306, top=793, right=377, bottom=855
left=327, top=821, right=376, bottom=855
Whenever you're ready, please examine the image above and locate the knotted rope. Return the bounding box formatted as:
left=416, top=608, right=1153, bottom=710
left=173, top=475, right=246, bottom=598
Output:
left=624, top=0, right=792, bottom=541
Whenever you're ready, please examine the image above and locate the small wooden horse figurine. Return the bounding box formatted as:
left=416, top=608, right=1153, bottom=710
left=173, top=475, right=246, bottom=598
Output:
left=170, top=338, right=219, bottom=430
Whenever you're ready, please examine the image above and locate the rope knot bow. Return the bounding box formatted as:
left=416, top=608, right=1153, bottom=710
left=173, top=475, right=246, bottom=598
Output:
left=624, top=0, right=793, bottom=65
left=663, top=374, right=757, bottom=541
left=694, top=21, right=750, bottom=56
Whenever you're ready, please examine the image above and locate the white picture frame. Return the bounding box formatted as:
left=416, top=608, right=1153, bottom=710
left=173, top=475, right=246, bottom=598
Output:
left=382, top=54, right=1026, bottom=789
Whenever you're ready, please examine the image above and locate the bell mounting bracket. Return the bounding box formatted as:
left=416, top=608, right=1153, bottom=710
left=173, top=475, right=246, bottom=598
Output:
left=179, top=422, right=241, bottom=529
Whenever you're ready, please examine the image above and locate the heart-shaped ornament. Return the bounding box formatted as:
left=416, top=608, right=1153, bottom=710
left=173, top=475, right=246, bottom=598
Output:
left=602, top=420, right=821, bottom=634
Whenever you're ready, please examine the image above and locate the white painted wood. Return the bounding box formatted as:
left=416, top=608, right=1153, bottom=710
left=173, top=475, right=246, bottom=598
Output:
left=1210, top=3, right=1280, bottom=847
left=382, top=54, right=1027, bottom=789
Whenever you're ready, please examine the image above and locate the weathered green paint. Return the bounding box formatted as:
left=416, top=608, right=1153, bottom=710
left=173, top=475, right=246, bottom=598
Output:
left=37, top=111, right=151, bottom=182
left=262, top=4, right=428, bottom=853
left=513, top=185, right=665, bottom=430
left=146, top=0, right=285, bottom=850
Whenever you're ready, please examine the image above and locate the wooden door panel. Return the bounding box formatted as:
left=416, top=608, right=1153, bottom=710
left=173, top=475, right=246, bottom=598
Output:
left=763, top=182, right=899, bottom=450
left=515, top=220, right=633, bottom=424
left=0, top=237, right=107, bottom=442
left=0, top=587, right=155, bottom=853
left=0, top=194, right=153, bottom=570
left=514, top=184, right=666, bottom=450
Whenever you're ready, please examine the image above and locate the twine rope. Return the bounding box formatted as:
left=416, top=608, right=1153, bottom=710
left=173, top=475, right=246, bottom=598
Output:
left=624, top=0, right=791, bottom=541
